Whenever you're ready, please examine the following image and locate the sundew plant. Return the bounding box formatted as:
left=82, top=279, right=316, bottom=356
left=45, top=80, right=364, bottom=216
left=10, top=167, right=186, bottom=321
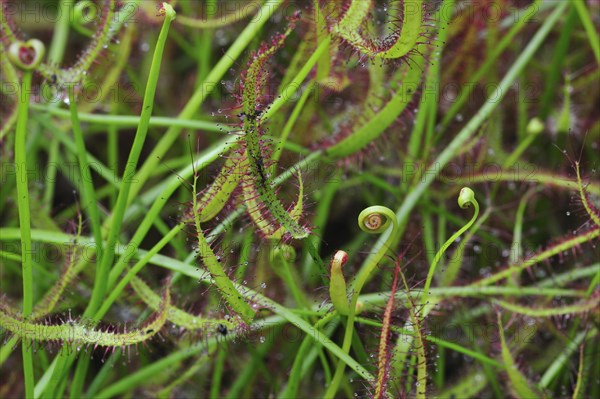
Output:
left=1, top=0, right=599, bottom=398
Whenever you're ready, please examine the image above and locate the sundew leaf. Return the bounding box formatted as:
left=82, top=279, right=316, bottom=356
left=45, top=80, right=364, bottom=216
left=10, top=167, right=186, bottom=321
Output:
left=241, top=153, right=306, bottom=240
left=331, top=0, right=425, bottom=60
left=240, top=18, right=310, bottom=239
left=130, top=276, right=238, bottom=331
left=325, top=59, right=424, bottom=159
left=192, top=173, right=256, bottom=324
left=493, top=296, right=600, bottom=318
left=0, top=285, right=171, bottom=348
left=576, top=162, right=600, bottom=228
left=197, top=152, right=244, bottom=223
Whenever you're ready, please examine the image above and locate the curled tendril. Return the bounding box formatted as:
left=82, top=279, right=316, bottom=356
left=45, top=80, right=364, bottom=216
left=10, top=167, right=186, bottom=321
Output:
left=422, top=187, right=480, bottom=306
left=353, top=206, right=398, bottom=297
left=327, top=206, right=398, bottom=316
left=73, top=1, right=98, bottom=26
left=458, top=187, right=476, bottom=209
left=358, top=206, right=394, bottom=234
left=324, top=206, right=398, bottom=398
left=363, top=213, right=384, bottom=231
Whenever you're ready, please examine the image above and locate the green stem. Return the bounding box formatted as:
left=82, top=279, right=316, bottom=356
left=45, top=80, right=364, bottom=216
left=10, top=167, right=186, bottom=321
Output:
left=472, top=227, right=599, bottom=286
left=30, top=104, right=222, bottom=132
left=408, top=0, right=455, bottom=160
left=352, top=206, right=399, bottom=294
left=540, top=330, right=594, bottom=388
left=279, top=312, right=339, bottom=398
left=47, top=0, right=73, bottom=64
left=443, top=168, right=600, bottom=195
left=107, top=101, right=119, bottom=207
left=3, top=228, right=594, bottom=300
left=15, top=68, right=35, bottom=399
left=539, top=5, right=577, bottom=120
left=324, top=206, right=398, bottom=398
left=95, top=223, right=185, bottom=320
left=210, top=347, right=227, bottom=399
left=85, top=4, right=176, bottom=318
left=41, top=138, right=59, bottom=210
left=422, top=188, right=479, bottom=306
left=39, top=6, right=177, bottom=397
left=440, top=207, right=490, bottom=288
left=508, top=188, right=539, bottom=285
left=573, top=0, right=600, bottom=64
left=271, top=245, right=308, bottom=309
left=67, top=84, right=104, bottom=267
